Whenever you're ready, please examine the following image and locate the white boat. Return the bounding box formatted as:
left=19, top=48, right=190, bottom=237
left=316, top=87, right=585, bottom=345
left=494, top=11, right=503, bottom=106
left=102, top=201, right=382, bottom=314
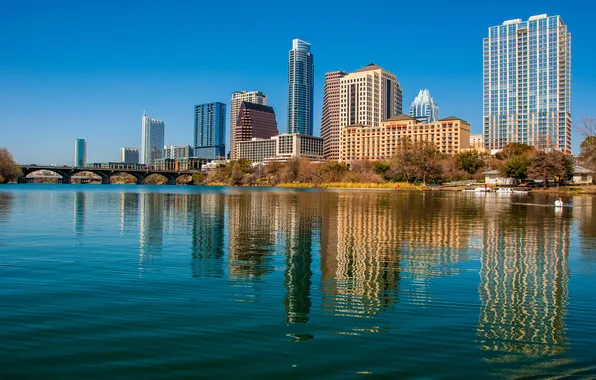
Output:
left=463, top=186, right=492, bottom=192
left=496, top=187, right=513, bottom=193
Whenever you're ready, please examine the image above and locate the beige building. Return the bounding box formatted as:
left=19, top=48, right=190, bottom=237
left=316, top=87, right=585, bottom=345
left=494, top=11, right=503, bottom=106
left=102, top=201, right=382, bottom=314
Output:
left=470, top=134, right=484, bottom=150
left=340, top=115, right=470, bottom=162
left=321, top=71, right=348, bottom=161
left=237, top=133, right=323, bottom=163
left=230, top=91, right=267, bottom=159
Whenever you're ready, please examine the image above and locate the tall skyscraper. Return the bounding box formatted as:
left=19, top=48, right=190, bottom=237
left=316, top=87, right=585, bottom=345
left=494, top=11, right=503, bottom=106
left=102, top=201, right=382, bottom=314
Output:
left=483, top=14, right=571, bottom=153
left=230, top=91, right=267, bottom=159
left=194, top=102, right=226, bottom=160
left=74, top=138, right=86, bottom=167
left=141, top=112, right=165, bottom=166
left=120, top=148, right=139, bottom=165
left=321, top=70, right=348, bottom=160
left=339, top=63, right=402, bottom=128
left=287, top=39, right=314, bottom=135
left=232, top=102, right=278, bottom=160
left=410, top=89, right=439, bottom=123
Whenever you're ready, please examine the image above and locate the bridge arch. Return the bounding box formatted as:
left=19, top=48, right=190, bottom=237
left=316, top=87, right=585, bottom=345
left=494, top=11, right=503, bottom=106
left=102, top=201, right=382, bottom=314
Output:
left=21, top=168, right=71, bottom=184
left=71, top=170, right=110, bottom=184
left=107, top=171, right=146, bottom=185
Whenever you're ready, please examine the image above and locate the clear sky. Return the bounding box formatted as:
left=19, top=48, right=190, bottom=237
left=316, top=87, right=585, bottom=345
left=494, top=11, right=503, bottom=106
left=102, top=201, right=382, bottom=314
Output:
left=1, top=0, right=594, bottom=165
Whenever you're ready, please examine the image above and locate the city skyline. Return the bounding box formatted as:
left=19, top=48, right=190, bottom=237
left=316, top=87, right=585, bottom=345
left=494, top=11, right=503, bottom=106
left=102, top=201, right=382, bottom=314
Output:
left=1, top=1, right=594, bottom=164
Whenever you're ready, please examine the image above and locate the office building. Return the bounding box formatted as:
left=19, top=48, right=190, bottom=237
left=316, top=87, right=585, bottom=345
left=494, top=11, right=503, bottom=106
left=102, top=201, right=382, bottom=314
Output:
left=410, top=89, right=439, bottom=123
left=232, top=102, right=278, bottom=160
left=194, top=102, right=226, bottom=160
left=469, top=134, right=484, bottom=150
left=287, top=39, right=314, bottom=135
left=230, top=91, right=267, bottom=159
left=74, top=138, right=86, bottom=167
left=321, top=70, right=348, bottom=160
left=164, top=145, right=192, bottom=159
left=483, top=14, right=571, bottom=153
left=340, top=115, right=470, bottom=162
left=141, top=112, right=165, bottom=166
left=237, top=133, right=323, bottom=163
left=120, top=148, right=139, bottom=165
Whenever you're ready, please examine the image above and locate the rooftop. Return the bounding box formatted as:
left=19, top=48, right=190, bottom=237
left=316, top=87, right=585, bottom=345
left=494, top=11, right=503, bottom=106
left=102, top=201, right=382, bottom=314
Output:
left=354, top=63, right=383, bottom=73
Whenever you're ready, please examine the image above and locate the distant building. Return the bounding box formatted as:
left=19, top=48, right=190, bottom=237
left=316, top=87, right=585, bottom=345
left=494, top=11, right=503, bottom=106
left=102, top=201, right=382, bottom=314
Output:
left=232, top=102, right=278, bottom=160
left=483, top=14, right=571, bottom=153
left=230, top=91, right=267, bottom=159
left=321, top=70, right=348, bottom=161
left=153, top=157, right=204, bottom=171
left=141, top=112, right=165, bottom=165
left=287, top=39, right=314, bottom=135
left=410, top=89, right=439, bottom=123
left=120, top=148, right=139, bottom=165
left=164, top=145, right=192, bottom=159
left=237, top=133, right=323, bottom=163
left=470, top=134, right=484, bottom=150
left=340, top=115, right=470, bottom=162
left=74, top=138, right=86, bottom=167
left=195, top=102, right=226, bottom=160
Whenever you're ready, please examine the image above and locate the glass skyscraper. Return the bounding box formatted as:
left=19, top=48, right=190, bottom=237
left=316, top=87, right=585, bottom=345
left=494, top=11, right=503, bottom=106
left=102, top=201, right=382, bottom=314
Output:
left=410, top=89, right=439, bottom=123
left=141, top=112, right=165, bottom=166
left=74, top=138, right=86, bottom=167
left=287, top=39, right=314, bottom=135
left=483, top=14, right=571, bottom=153
left=194, top=102, right=226, bottom=160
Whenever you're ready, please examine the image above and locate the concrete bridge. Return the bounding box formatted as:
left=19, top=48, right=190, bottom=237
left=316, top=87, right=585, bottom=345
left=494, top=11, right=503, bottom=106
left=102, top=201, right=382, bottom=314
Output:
left=18, top=165, right=203, bottom=185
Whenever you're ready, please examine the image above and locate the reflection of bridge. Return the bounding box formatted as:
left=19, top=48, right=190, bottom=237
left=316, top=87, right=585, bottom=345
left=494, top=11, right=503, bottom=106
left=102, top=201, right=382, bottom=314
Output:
left=18, top=165, right=202, bottom=185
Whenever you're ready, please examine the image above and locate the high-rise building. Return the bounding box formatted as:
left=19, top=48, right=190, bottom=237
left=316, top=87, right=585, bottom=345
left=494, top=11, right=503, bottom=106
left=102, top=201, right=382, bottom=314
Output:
left=230, top=91, right=267, bottom=159
left=194, top=102, right=226, bottom=160
left=141, top=112, right=165, bottom=166
left=164, top=145, right=192, bottom=160
left=321, top=71, right=348, bottom=160
left=410, top=89, right=439, bottom=123
left=120, top=148, right=139, bottom=165
left=232, top=102, right=278, bottom=159
left=483, top=14, right=571, bottom=153
left=74, top=138, right=86, bottom=167
left=287, top=39, right=314, bottom=135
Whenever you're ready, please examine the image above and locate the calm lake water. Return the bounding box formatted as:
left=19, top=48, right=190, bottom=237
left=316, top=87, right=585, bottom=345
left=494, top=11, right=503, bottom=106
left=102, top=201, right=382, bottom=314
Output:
left=1, top=184, right=596, bottom=379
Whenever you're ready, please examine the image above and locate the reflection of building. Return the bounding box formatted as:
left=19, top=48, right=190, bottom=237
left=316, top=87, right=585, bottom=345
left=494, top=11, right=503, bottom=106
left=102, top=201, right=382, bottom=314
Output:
left=321, top=192, right=400, bottom=318
left=73, top=192, right=86, bottom=236
left=477, top=205, right=570, bottom=359
left=139, top=192, right=164, bottom=262
left=340, top=115, right=470, bottom=162
left=141, top=112, right=165, bottom=165
left=190, top=194, right=226, bottom=278
left=119, top=192, right=139, bottom=235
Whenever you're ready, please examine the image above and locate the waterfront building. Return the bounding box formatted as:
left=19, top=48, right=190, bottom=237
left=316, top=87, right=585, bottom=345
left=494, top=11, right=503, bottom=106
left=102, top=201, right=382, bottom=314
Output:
left=340, top=115, right=470, bottom=162
left=141, top=112, right=165, bottom=166
left=74, top=138, right=86, bottom=167
left=232, top=102, right=278, bottom=160
left=153, top=157, right=204, bottom=171
left=469, top=134, right=484, bottom=150
left=321, top=70, right=348, bottom=160
left=164, top=145, right=192, bottom=160
left=483, top=14, right=571, bottom=153
left=230, top=91, right=267, bottom=159
left=195, top=102, right=226, bottom=160
left=120, top=148, right=139, bottom=165
left=237, top=133, right=323, bottom=163
left=409, top=89, right=439, bottom=123
left=287, top=39, right=314, bottom=135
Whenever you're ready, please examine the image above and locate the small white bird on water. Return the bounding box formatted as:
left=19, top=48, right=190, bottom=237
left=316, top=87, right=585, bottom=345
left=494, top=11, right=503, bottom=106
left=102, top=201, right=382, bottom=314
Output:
left=554, top=197, right=564, bottom=208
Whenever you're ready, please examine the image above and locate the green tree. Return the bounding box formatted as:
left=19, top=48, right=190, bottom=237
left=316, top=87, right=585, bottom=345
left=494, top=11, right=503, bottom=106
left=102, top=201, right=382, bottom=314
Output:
left=496, top=143, right=534, bottom=160
left=456, top=150, right=484, bottom=174
left=411, top=140, right=443, bottom=185
left=0, top=148, right=22, bottom=184
left=501, top=155, right=532, bottom=182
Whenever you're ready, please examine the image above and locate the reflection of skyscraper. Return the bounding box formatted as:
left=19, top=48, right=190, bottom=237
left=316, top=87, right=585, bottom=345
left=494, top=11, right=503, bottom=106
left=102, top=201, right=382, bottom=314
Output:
left=119, top=192, right=139, bottom=235
left=477, top=205, right=570, bottom=360
left=280, top=193, right=319, bottom=324
left=227, top=193, right=277, bottom=282
left=190, top=194, right=226, bottom=278
left=139, top=192, right=164, bottom=263
left=321, top=192, right=400, bottom=318
left=73, top=192, right=86, bottom=237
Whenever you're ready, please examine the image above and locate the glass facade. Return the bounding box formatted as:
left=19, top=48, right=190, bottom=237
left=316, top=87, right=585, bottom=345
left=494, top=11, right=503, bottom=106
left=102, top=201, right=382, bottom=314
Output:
left=74, top=138, right=86, bottom=167
left=287, top=39, right=314, bottom=136
left=483, top=14, right=571, bottom=153
left=141, top=113, right=165, bottom=166
left=194, top=102, right=226, bottom=160
left=410, top=89, right=439, bottom=123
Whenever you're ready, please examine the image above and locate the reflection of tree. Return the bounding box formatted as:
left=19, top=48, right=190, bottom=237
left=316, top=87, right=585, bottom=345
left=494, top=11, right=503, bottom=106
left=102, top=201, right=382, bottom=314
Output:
left=320, top=192, right=400, bottom=318
left=227, top=193, right=277, bottom=282
left=0, top=192, right=13, bottom=224
left=190, top=194, right=225, bottom=278
left=477, top=204, right=570, bottom=361
left=73, top=192, right=86, bottom=237
left=281, top=193, right=318, bottom=324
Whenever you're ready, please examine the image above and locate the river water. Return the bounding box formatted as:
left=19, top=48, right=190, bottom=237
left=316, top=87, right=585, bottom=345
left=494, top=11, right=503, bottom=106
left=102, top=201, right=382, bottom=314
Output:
left=1, top=184, right=595, bottom=378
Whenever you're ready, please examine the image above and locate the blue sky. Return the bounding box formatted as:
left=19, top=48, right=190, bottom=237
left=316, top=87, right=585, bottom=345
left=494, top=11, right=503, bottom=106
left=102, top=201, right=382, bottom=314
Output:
left=0, top=0, right=594, bottom=164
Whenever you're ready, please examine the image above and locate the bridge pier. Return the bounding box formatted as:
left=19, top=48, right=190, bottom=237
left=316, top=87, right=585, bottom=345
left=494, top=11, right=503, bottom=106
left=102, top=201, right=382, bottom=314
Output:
left=166, top=177, right=177, bottom=186
left=61, top=176, right=71, bottom=184
left=136, top=177, right=145, bottom=185
left=17, top=176, right=27, bottom=184
left=101, top=176, right=110, bottom=185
